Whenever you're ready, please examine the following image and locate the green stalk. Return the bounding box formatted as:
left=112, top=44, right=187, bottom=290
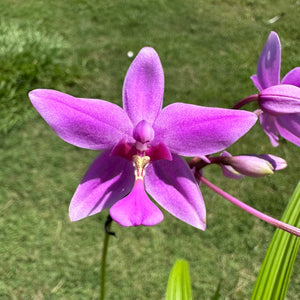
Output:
left=251, top=181, right=300, bottom=300
left=100, top=217, right=113, bottom=300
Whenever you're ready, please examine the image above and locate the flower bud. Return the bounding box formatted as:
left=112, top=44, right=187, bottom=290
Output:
left=222, top=155, right=274, bottom=178
left=219, top=151, right=243, bottom=179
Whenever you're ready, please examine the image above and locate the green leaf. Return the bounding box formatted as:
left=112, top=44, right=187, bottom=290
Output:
left=166, top=259, right=193, bottom=300
left=251, top=181, right=300, bottom=300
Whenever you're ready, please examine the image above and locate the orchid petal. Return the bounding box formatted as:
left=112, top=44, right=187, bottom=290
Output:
left=259, top=113, right=279, bottom=146
left=69, top=151, right=135, bottom=221
left=110, top=179, right=164, bottom=227
left=251, top=74, right=263, bottom=91
left=276, top=114, right=300, bottom=147
left=29, top=89, right=133, bottom=150
left=153, top=103, right=257, bottom=156
left=145, top=154, right=206, bottom=230
left=259, top=85, right=300, bottom=114
left=257, top=31, right=281, bottom=89
left=281, top=67, right=300, bottom=87
left=123, top=47, right=164, bottom=126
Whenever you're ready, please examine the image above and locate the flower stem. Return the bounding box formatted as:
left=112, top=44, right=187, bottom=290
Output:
left=200, top=176, right=300, bottom=237
left=233, top=94, right=259, bottom=109
left=100, top=215, right=113, bottom=300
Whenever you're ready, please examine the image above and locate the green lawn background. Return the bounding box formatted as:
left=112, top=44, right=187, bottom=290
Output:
left=1, top=0, right=299, bottom=299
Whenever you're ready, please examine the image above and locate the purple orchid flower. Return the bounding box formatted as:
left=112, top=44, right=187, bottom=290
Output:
left=251, top=31, right=300, bottom=147
left=29, top=47, right=257, bottom=229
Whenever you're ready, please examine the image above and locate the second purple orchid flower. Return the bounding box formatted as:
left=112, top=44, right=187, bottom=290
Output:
left=29, top=47, right=257, bottom=230
left=251, top=31, right=300, bottom=147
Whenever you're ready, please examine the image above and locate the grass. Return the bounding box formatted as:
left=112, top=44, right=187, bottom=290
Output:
left=1, top=0, right=300, bottom=299
left=0, top=21, right=77, bottom=133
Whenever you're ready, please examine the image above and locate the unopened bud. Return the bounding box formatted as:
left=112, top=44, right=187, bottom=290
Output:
left=222, top=155, right=274, bottom=177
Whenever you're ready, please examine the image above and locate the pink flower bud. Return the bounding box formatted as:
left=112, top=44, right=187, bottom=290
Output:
left=222, top=155, right=274, bottom=177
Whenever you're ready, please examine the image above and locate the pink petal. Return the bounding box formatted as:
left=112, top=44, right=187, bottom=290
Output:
left=109, top=179, right=164, bottom=227
left=145, top=153, right=206, bottom=230
left=259, top=113, right=279, bottom=146
left=259, top=85, right=300, bottom=115
left=122, top=47, right=164, bottom=126
left=29, top=89, right=134, bottom=150
left=276, top=114, right=300, bottom=146
left=69, top=151, right=135, bottom=221
left=257, top=31, right=281, bottom=89
left=281, top=67, right=300, bottom=87
left=153, top=103, right=257, bottom=157
left=250, top=74, right=263, bottom=91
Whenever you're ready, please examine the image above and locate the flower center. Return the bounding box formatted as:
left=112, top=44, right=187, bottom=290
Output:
left=111, top=118, right=171, bottom=162
left=133, top=120, right=154, bottom=152
left=132, top=155, right=150, bottom=180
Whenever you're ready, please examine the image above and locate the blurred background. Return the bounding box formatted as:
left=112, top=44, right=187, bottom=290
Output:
left=0, top=0, right=299, bottom=298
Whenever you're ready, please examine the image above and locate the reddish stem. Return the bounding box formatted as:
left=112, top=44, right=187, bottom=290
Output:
left=200, top=176, right=300, bottom=237
left=233, top=94, right=259, bottom=109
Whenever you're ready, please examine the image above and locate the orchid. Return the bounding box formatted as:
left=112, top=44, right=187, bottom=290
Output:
left=251, top=31, right=300, bottom=147
left=29, top=47, right=257, bottom=229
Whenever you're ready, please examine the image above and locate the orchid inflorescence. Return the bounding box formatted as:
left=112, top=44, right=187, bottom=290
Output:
left=29, top=31, right=300, bottom=236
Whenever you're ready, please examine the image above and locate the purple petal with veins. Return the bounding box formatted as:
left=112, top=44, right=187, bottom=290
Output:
left=256, top=31, right=281, bottom=89
left=69, top=151, right=135, bottom=222
left=251, top=74, right=263, bottom=91
left=276, top=114, right=300, bottom=146
left=29, top=89, right=134, bottom=150
left=259, top=113, right=279, bottom=146
left=153, top=103, right=257, bottom=157
left=145, top=154, right=206, bottom=230
left=123, top=47, right=164, bottom=126
left=281, top=67, right=300, bottom=87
